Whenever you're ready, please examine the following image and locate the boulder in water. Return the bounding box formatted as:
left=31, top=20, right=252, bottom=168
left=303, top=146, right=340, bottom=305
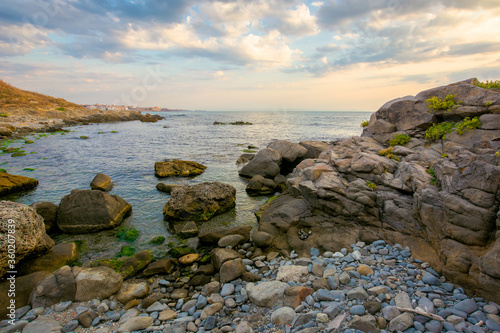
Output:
left=90, top=173, right=114, bottom=191
left=154, top=160, right=206, bottom=178
left=0, top=172, right=38, bottom=196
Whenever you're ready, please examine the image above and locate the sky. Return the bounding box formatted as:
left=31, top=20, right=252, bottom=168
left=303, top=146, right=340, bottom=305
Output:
left=1, top=0, right=500, bottom=111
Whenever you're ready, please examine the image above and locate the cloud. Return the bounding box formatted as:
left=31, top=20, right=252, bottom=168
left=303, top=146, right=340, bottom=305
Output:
left=0, top=24, right=51, bottom=56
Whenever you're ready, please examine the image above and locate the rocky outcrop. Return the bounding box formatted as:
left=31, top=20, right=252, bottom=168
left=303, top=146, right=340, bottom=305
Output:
left=255, top=79, right=500, bottom=302
left=57, top=189, right=132, bottom=234
left=90, top=173, right=114, bottom=191
left=0, top=172, right=38, bottom=196
left=154, top=160, right=207, bottom=178
left=156, top=183, right=181, bottom=194
left=140, top=113, right=163, bottom=122
left=163, top=182, right=236, bottom=222
left=0, top=201, right=54, bottom=277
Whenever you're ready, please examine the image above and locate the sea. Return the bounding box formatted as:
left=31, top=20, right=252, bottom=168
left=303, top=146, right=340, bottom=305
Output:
left=2, top=111, right=372, bottom=262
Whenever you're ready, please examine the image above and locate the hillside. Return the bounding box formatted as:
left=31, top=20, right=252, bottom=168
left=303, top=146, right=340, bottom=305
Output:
left=0, top=80, right=84, bottom=112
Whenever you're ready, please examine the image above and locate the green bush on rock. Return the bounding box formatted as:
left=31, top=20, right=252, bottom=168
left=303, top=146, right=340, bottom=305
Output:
left=426, top=94, right=459, bottom=112
left=425, top=122, right=456, bottom=142
left=389, top=134, right=411, bottom=146
left=473, top=79, right=500, bottom=89
left=456, top=117, right=481, bottom=135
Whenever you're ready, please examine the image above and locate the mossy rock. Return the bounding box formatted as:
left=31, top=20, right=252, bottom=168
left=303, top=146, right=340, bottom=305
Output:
left=11, top=152, right=27, bottom=157
left=24, top=140, right=34, bottom=144
left=119, top=245, right=136, bottom=257
left=91, top=258, right=124, bottom=271
left=149, top=236, right=165, bottom=245
left=80, top=136, right=90, bottom=139
left=119, top=250, right=154, bottom=277
left=167, top=246, right=195, bottom=258
left=116, top=228, right=139, bottom=242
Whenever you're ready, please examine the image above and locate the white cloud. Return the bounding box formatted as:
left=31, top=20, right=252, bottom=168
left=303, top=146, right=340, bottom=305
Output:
left=312, top=2, right=324, bottom=7
left=0, top=24, right=50, bottom=56
left=278, top=4, right=319, bottom=36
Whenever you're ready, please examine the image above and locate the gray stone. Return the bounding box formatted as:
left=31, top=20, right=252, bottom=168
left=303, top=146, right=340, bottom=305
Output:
left=247, top=281, right=288, bottom=307
left=74, top=266, right=123, bottom=302
left=271, top=307, right=296, bottom=325
left=453, top=298, right=478, bottom=314
left=117, top=316, right=153, bottom=332
left=382, top=306, right=401, bottom=321
left=350, top=305, right=366, bottom=315
left=239, top=148, right=281, bottom=179
left=31, top=266, right=76, bottom=308
left=347, top=286, right=369, bottom=300
left=388, top=312, right=413, bottom=332
left=62, top=320, right=79, bottom=333
left=22, top=316, right=62, bottom=333
left=348, top=314, right=379, bottom=333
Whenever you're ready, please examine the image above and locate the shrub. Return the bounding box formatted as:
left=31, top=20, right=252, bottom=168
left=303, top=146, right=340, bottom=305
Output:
left=56, top=107, right=66, bottom=111
left=425, top=122, right=456, bottom=142
left=426, top=168, right=438, bottom=186
left=378, top=146, right=400, bottom=161
left=426, top=94, right=459, bottom=112
left=456, top=117, right=481, bottom=135
left=473, top=79, right=500, bottom=89
left=361, top=120, right=369, bottom=127
left=389, top=134, right=411, bottom=146
left=366, top=181, right=377, bottom=190
left=0, top=168, right=6, bottom=173
left=485, top=102, right=492, bottom=107
left=0, top=113, right=8, bottom=117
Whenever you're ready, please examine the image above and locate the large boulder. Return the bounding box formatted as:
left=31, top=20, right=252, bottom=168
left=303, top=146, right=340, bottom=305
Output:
left=74, top=266, right=123, bottom=301
left=239, top=148, right=281, bottom=179
left=0, top=201, right=54, bottom=277
left=245, top=175, right=278, bottom=196
left=31, top=265, right=76, bottom=308
left=267, top=140, right=307, bottom=164
left=17, top=242, right=80, bottom=276
left=0, top=172, right=38, bottom=196
left=57, top=189, right=132, bottom=234
left=163, top=182, right=236, bottom=222
left=154, top=160, right=206, bottom=178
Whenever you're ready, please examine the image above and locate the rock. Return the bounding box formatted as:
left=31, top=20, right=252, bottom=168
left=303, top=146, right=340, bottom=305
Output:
left=211, top=248, right=243, bottom=270
left=0, top=271, right=48, bottom=320
left=236, top=153, right=255, bottom=165
left=163, top=182, right=236, bottom=222
left=171, top=288, right=189, bottom=299
left=453, top=298, right=478, bottom=314
left=119, top=250, right=154, bottom=277
left=480, top=114, right=500, bottom=130
left=367, top=286, right=388, bottom=296
left=382, top=306, right=401, bottom=321
left=17, top=242, right=80, bottom=276
left=21, top=316, right=62, bottom=333
left=235, top=321, right=254, bottom=333
left=247, top=281, right=288, bottom=307
left=154, top=160, right=206, bottom=177
left=219, top=258, right=246, bottom=283
left=357, top=264, right=374, bottom=276
left=31, top=266, right=76, bottom=308
left=364, top=301, right=382, bottom=315
left=57, top=189, right=132, bottom=234
left=74, top=266, right=123, bottom=301
left=252, top=231, right=273, bottom=247
left=143, top=258, right=175, bottom=276
left=77, top=310, right=98, bottom=328
left=348, top=314, right=379, bottom=333
left=90, top=173, right=113, bottom=191
left=276, top=265, right=308, bottom=283
left=268, top=140, right=307, bottom=165
left=140, top=113, right=161, bottom=122
left=156, top=183, right=182, bottom=193
left=159, top=309, right=178, bottom=321
left=271, top=307, right=296, bottom=325
left=218, top=234, right=245, bottom=248
left=30, top=201, right=59, bottom=233
left=202, top=281, right=220, bottom=296
left=394, top=292, right=412, bottom=309
left=388, top=312, right=413, bottom=332
left=179, top=253, right=200, bottom=265
left=117, top=316, right=153, bottom=333
left=245, top=175, right=278, bottom=196
left=0, top=201, right=54, bottom=277
left=299, top=141, right=331, bottom=159
left=169, top=221, right=199, bottom=238
left=239, top=148, right=281, bottom=179
left=0, top=173, right=38, bottom=196
left=117, top=282, right=149, bottom=304
left=199, top=226, right=252, bottom=245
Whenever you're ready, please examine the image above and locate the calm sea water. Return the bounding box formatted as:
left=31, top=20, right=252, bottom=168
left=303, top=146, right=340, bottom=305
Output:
left=2, top=111, right=371, bottom=261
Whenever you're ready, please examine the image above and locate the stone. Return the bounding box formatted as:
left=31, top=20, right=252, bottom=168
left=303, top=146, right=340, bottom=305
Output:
left=271, top=307, right=296, bottom=325
left=348, top=314, right=379, bottom=333
left=364, top=301, right=383, bottom=315
left=200, top=303, right=223, bottom=320
left=143, top=258, right=175, bottom=276
left=245, top=175, right=278, bottom=196
left=74, top=266, right=123, bottom=301
left=284, top=286, right=314, bottom=308
left=77, top=310, right=98, bottom=328
left=21, top=316, right=62, bottom=333
left=299, top=141, right=331, bottom=159
left=17, top=242, right=80, bottom=276
left=62, top=319, right=79, bottom=332
left=211, top=248, right=242, bottom=270
left=251, top=231, right=273, bottom=247
left=220, top=283, right=235, bottom=297
left=388, top=312, right=414, bottom=332
left=202, top=281, right=220, bottom=296
left=154, top=160, right=206, bottom=177
left=247, top=281, right=289, bottom=307
left=350, top=305, right=365, bottom=315
left=156, top=183, right=182, bottom=194
left=199, top=226, right=252, bottom=245
left=31, top=265, right=76, bottom=308
left=218, top=234, right=245, bottom=248
left=276, top=265, right=309, bottom=282
left=394, top=292, right=412, bottom=309
left=117, top=282, right=149, bottom=304
left=30, top=201, right=59, bottom=233
left=268, top=140, right=307, bottom=164
left=0, top=173, right=38, bottom=196
left=357, top=264, right=374, bottom=276
left=453, top=298, right=478, bottom=314
left=239, top=148, right=281, bottom=179
left=56, top=189, right=132, bottom=233
left=235, top=321, right=254, bottom=333
left=480, top=113, right=500, bottom=130
left=163, top=182, right=236, bottom=222
left=367, top=286, right=388, bottom=296
left=119, top=250, right=154, bottom=277
left=90, top=173, right=113, bottom=191
left=178, top=253, right=200, bottom=265
left=347, top=286, right=369, bottom=300
left=219, top=258, right=246, bottom=283
left=0, top=201, right=54, bottom=277
left=117, top=316, right=153, bottom=333
left=159, top=309, right=178, bottom=321
left=171, top=288, right=189, bottom=299
left=382, top=306, right=401, bottom=321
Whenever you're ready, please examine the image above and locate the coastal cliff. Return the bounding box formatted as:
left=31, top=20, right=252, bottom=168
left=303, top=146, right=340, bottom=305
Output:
left=254, top=78, right=500, bottom=302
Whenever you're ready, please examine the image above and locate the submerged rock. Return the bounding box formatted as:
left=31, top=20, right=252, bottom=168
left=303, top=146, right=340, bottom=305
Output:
left=57, top=189, right=132, bottom=234
left=163, top=182, right=236, bottom=222
left=154, top=160, right=206, bottom=178
left=0, top=172, right=38, bottom=196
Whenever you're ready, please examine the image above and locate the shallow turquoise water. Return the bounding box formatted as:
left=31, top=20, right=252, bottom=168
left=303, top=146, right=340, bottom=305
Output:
left=1, top=111, right=371, bottom=261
